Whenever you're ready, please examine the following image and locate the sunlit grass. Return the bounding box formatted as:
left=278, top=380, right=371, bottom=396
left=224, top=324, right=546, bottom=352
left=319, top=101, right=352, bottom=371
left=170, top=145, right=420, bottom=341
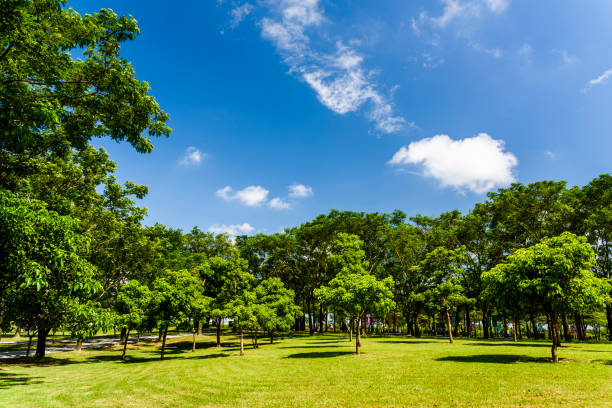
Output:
left=1, top=333, right=610, bottom=407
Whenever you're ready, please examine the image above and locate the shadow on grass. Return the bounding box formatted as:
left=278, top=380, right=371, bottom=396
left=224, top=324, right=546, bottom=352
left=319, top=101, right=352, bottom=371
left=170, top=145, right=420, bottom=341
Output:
left=0, top=371, right=44, bottom=389
left=437, top=354, right=551, bottom=364
left=0, top=356, right=79, bottom=367
left=377, top=339, right=440, bottom=344
left=285, top=351, right=354, bottom=358
left=305, top=339, right=347, bottom=344
left=466, top=342, right=552, bottom=348
left=281, top=344, right=341, bottom=349
left=86, top=352, right=232, bottom=364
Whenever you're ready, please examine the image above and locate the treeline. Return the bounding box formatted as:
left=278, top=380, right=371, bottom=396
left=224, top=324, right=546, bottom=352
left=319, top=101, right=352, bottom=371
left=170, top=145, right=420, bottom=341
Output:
left=0, top=0, right=610, bottom=364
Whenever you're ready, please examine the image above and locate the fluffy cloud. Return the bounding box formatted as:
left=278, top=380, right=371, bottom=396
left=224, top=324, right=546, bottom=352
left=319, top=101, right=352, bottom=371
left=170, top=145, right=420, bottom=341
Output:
left=288, top=183, right=313, bottom=198
left=269, top=197, right=291, bottom=210
left=215, top=185, right=269, bottom=207
left=208, top=223, right=255, bottom=236
left=258, top=1, right=405, bottom=133
left=584, top=68, right=612, bottom=92
left=389, top=133, right=518, bottom=194
left=179, top=146, right=204, bottom=166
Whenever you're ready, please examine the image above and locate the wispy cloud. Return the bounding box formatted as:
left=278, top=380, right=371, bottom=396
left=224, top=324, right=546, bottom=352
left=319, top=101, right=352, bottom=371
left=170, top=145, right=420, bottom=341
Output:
left=411, top=0, right=509, bottom=61
left=179, top=146, right=205, bottom=167
left=389, top=133, right=518, bottom=194
left=230, top=3, right=254, bottom=28
left=255, top=0, right=405, bottom=133
left=583, top=68, right=612, bottom=92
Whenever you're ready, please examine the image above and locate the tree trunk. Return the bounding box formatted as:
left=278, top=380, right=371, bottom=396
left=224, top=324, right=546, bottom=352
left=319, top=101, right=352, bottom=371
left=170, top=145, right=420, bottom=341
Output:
left=158, top=327, right=163, bottom=342
left=502, top=317, right=508, bottom=338
left=216, top=318, right=221, bottom=348
left=121, top=329, right=130, bottom=360
left=197, top=320, right=202, bottom=336
left=160, top=325, right=169, bottom=360
left=512, top=317, right=517, bottom=342
left=530, top=313, right=537, bottom=339
left=355, top=315, right=362, bottom=355
left=26, top=334, right=34, bottom=358
left=192, top=331, right=196, bottom=352
left=349, top=317, right=354, bottom=342
left=319, top=303, right=324, bottom=332
left=239, top=320, right=244, bottom=356
left=481, top=308, right=489, bottom=339
left=453, top=306, right=461, bottom=337
left=120, top=327, right=127, bottom=345
left=465, top=305, right=471, bottom=338
left=35, top=327, right=50, bottom=358
left=76, top=336, right=83, bottom=352
left=546, top=314, right=552, bottom=340
left=445, top=307, right=454, bottom=344
left=307, top=301, right=314, bottom=336
left=270, top=331, right=274, bottom=344
left=561, top=311, right=570, bottom=342
left=413, top=312, right=421, bottom=338
left=15, top=326, right=20, bottom=338
left=550, top=313, right=560, bottom=362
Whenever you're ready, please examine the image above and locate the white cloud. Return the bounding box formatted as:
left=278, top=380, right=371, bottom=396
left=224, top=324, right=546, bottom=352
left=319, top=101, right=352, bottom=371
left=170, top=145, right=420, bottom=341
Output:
left=484, top=0, right=510, bottom=13
left=230, top=3, right=254, bottom=28
left=432, top=0, right=480, bottom=28
left=208, top=223, right=255, bottom=236
left=584, top=68, right=612, bottom=92
left=215, top=185, right=269, bottom=207
left=179, top=146, right=205, bottom=167
left=258, top=1, right=405, bottom=133
left=545, top=150, right=555, bottom=159
left=389, top=133, right=518, bottom=194
left=269, top=197, right=291, bottom=210
left=288, top=184, right=313, bottom=198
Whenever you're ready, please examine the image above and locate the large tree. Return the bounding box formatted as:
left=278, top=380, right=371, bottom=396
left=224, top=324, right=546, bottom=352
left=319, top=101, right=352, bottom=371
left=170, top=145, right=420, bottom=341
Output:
left=0, top=189, right=99, bottom=357
left=483, top=232, right=610, bottom=362
left=316, top=233, right=395, bottom=355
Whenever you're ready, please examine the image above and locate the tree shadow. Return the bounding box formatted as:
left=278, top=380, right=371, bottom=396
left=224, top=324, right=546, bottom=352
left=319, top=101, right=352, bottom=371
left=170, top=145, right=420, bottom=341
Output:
left=280, top=344, right=341, bottom=349
left=436, top=354, right=552, bottom=364
left=305, top=339, right=348, bottom=344
left=86, top=352, right=232, bottom=364
left=378, top=339, right=439, bottom=344
left=284, top=351, right=355, bottom=358
left=0, top=371, right=44, bottom=389
left=0, top=356, right=80, bottom=367
left=466, top=342, right=552, bottom=348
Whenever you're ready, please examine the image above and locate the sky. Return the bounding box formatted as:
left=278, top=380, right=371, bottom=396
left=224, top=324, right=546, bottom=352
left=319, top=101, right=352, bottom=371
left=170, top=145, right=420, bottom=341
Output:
left=70, top=0, right=612, bottom=235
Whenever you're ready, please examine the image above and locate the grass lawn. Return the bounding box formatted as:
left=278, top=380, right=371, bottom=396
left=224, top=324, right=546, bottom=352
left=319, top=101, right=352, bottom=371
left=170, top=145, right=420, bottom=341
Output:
left=1, top=333, right=610, bottom=407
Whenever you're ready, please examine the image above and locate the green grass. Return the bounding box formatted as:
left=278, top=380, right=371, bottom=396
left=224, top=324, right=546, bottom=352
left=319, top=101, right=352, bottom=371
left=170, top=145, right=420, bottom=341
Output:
left=1, top=333, right=610, bottom=407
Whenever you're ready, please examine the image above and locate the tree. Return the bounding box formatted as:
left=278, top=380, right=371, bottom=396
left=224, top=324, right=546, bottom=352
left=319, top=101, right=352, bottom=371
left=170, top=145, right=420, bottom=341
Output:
left=316, top=234, right=395, bottom=355
left=203, top=248, right=250, bottom=348
left=253, top=278, right=300, bottom=344
left=147, top=269, right=202, bottom=360
left=483, top=232, right=610, bottom=362
left=224, top=272, right=257, bottom=356
left=0, top=0, right=170, bottom=183
left=0, top=189, right=99, bottom=357
left=115, top=280, right=151, bottom=360
left=68, top=301, right=112, bottom=352
left=417, top=247, right=472, bottom=343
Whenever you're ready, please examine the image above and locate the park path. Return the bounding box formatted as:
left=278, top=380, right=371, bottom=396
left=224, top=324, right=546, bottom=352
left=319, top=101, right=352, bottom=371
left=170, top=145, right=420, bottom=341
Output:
left=0, top=333, right=194, bottom=359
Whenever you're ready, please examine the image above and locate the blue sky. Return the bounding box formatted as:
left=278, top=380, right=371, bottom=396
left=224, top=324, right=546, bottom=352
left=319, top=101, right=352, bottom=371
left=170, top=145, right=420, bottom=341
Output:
left=71, top=0, right=612, bottom=235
